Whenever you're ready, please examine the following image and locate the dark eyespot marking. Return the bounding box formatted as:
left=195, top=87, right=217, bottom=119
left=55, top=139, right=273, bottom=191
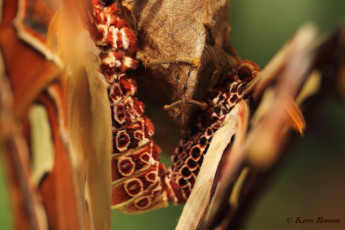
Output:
left=178, top=178, right=187, bottom=187
left=230, top=94, right=238, bottom=103
left=190, top=146, right=201, bottom=160
left=187, top=158, right=198, bottom=171
left=181, top=167, right=191, bottom=177
left=199, top=136, right=207, bottom=147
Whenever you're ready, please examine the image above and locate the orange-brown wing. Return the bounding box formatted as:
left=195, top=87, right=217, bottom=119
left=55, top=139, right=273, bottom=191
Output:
left=0, top=1, right=87, bottom=229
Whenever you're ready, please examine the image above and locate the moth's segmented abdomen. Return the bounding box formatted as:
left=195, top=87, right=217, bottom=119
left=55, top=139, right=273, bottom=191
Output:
left=91, top=1, right=168, bottom=213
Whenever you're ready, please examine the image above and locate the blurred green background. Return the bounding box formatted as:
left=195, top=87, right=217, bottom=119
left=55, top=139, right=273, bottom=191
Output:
left=1, top=0, right=345, bottom=229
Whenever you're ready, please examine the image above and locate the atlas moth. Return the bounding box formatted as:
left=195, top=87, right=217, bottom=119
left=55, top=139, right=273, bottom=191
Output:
left=86, top=0, right=260, bottom=213
left=2, top=0, right=343, bottom=229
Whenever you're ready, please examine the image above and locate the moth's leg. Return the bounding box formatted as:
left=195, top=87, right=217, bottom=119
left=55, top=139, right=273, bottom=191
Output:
left=136, top=51, right=206, bottom=109
left=136, top=51, right=206, bottom=111
left=164, top=98, right=207, bottom=111
left=136, top=51, right=201, bottom=68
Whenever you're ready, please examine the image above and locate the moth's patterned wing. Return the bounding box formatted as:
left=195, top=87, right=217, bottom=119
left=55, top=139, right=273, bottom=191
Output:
left=33, top=85, right=84, bottom=230
left=0, top=54, right=84, bottom=230
left=0, top=1, right=87, bottom=229
left=13, top=0, right=61, bottom=65
left=0, top=0, right=61, bottom=119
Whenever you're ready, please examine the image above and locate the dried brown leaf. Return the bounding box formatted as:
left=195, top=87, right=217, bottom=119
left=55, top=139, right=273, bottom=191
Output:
left=129, top=0, right=233, bottom=134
